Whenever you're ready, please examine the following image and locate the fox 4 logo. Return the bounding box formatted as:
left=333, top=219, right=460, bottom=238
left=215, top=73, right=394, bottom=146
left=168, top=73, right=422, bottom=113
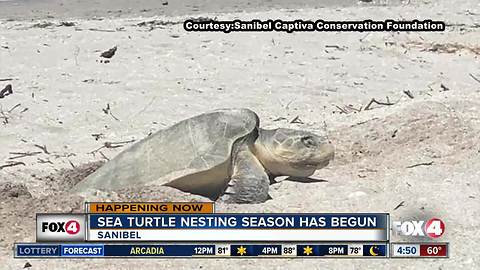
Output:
left=37, top=214, right=85, bottom=242
left=42, top=220, right=81, bottom=235
left=393, top=218, right=445, bottom=238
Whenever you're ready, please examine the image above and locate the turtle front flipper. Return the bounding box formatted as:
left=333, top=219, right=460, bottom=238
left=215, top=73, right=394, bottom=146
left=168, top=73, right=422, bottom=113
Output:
left=219, top=144, right=270, bottom=204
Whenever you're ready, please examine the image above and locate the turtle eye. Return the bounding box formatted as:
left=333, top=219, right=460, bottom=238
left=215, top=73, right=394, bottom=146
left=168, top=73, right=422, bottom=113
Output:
left=301, top=136, right=316, bottom=148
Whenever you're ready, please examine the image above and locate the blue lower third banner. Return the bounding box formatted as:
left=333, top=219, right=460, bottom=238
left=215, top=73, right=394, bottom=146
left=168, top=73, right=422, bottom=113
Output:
left=15, top=243, right=389, bottom=258
left=87, top=213, right=389, bottom=241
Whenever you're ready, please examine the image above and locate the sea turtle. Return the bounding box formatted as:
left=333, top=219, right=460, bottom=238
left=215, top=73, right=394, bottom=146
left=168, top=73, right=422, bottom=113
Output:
left=73, top=108, right=334, bottom=203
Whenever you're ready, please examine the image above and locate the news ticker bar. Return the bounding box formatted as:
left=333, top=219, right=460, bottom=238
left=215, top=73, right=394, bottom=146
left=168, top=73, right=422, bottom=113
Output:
left=15, top=243, right=449, bottom=258
left=37, top=213, right=389, bottom=242
left=15, top=243, right=388, bottom=258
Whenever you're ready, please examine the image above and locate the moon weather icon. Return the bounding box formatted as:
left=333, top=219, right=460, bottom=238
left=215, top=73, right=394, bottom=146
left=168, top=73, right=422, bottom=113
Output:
left=369, top=245, right=379, bottom=256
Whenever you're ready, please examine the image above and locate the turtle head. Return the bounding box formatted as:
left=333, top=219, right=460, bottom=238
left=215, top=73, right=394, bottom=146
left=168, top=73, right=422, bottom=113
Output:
left=254, top=128, right=334, bottom=177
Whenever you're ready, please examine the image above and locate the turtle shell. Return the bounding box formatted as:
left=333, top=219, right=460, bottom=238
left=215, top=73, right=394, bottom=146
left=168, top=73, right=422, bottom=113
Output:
left=73, top=108, right=259, bottom=199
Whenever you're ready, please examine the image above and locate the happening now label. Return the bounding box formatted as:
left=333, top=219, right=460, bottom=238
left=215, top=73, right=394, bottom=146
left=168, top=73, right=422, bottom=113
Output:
left=86, top=202, right=214, bottom=214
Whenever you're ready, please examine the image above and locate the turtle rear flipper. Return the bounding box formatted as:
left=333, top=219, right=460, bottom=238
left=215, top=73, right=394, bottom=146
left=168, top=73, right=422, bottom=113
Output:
left=219, top=144, right=270, bottom=204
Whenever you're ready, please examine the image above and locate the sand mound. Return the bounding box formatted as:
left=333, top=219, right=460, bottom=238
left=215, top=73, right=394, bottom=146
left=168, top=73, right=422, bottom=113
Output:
left=331, top=101, right=477, bottom=166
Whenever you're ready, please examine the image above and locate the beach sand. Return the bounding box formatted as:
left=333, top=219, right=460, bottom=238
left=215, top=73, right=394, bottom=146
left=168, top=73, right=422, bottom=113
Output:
left=0, top=0, right=378, bottom=20
left=0, top=0, right=479, bottom=269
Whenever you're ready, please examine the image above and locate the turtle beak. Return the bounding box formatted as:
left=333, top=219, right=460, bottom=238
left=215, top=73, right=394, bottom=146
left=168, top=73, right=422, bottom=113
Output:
left=314, top=143, right=335, bottom=168
left=324, top=143, right=335, bottom=160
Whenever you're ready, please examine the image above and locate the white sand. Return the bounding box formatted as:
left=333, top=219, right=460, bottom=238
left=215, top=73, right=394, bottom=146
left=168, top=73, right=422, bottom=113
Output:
left=0, top=0, right=479, bottom=269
